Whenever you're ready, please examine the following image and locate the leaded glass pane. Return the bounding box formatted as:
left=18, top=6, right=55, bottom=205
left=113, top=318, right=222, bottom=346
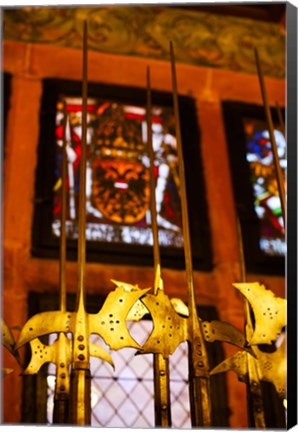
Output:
left=243, top=118, right=286, bottom=256
left=53, top=98, right=183, bottom=248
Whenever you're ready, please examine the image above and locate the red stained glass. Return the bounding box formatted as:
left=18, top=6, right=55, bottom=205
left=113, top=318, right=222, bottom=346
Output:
left=53, top=98, right=183, bottom=248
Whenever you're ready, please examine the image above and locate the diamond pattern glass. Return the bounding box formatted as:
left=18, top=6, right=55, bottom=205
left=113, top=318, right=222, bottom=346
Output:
left=46, top=321, right=191, bottom=427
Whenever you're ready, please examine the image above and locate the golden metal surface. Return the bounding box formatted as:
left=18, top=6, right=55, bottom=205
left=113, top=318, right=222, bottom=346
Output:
left=201, top=320, right=254, bottom=354
left=17, top=286, right=149, bottom=352
left=247, top=352, right=266, bottom=427
left=111, top=279, right=150, bottom=321
left=52, top=101, right=71, bottom=424
left=24, top=333, right=114, bottom=377
left=210, top=339, right=286, bottom=398
left=68, top=22, right=93, bottom=424
left=153, top=354, right=172, bottom=426
left=211, top=351, right=251, bottom=383
left=146, top=66, right=161, bottom=296
left=233, top=282, right=286, bottom=345
left=16, top=310, right=72, bottom=348
left=89, top=285, right=150, bottom=350
left=69, top=368, right=91, bottom=425
left=2, top=319, right=17, bottom=355
left=170, top=298, right=189, bottom=317
left=112, top=279, right=189, bottom=320
left=24, top=335, right=71, bottom=376
left=141, top=290, right=188, bottom=357
left=1, top=319, right=21, bottom=376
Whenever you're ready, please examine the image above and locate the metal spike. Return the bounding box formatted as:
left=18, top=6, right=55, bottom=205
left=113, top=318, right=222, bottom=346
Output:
left=170, top=40, right=212, bottom=427
left=254, top=47, right=286, bottom=224
left=146, top=65, right=171, bottom=427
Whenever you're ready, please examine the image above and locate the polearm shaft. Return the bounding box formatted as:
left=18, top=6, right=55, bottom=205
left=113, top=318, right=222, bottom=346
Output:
left=146, top=66, right=172, bottom=427
left=254, top=49, right=286, bottom=424
left=276, top=101, right=285, bottom=137
left=60, top=103, right=68, bottom=314
left=78, top=21, right=88, bottom=312
left=53, top=103, right=70, bottom=424
left=236, top=217, right=266, bottom=428
left=170, top=41, right=212, bottom=427
left=254, top=48, right=286, bottom=224
left=68, top=20, right=92, bottom=425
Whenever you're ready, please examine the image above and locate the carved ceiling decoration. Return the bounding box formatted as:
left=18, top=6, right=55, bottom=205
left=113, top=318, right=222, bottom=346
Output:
left=4, top=6, right=285, bottom=78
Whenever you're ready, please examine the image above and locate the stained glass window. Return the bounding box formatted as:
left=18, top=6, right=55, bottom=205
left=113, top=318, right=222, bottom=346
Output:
left=243, top=119, right=286, bottom=257
left=222, top=101, right=285, bottom=275
left=32, top=79, right=211, bottom=269
left=53, top=98, right=183, bottom=248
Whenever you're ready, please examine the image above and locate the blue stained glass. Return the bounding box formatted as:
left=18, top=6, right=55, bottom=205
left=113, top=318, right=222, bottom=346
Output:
left=243, top=118, right=286, bottom=256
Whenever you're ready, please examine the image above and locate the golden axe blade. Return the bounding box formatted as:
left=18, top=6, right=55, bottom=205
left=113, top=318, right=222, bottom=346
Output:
left=210, top=282, right=287, bottom=398
left=1, top=319, right=21, bottom=376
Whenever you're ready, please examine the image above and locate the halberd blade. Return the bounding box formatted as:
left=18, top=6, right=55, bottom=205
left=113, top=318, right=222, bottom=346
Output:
left=141, top=290, right=187, bottom=357
left=111, top=279, right=150, bottom=321
left=256, top=338, right=286, bottom=398
left=210, top=351, right=248, bottom=383
left=201, top=320, right=255, bottom=356
left=24, top=336, right=72, bottom=375
left=2, top=319, right=16, bottom=353
left=16, top=311, right=72, bottom=349
left=170, top=298, right=189, bottom=317
left=233, top=282, right=286, bottom=345
left=89, top=343, right=114, bottom=368
left=89, top=286, right=150, bottom=350
left=211, top=340, right=286, bottom=398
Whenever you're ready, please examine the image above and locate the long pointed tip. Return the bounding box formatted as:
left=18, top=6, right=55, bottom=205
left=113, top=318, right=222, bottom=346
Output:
left=154, top=263, right=163, bottom=294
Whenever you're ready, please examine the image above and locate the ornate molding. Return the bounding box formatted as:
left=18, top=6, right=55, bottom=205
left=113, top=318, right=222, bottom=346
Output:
left=4, top=6, right=285, bottom=78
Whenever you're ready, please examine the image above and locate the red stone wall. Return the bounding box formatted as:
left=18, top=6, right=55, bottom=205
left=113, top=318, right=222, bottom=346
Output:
left=2, top=39, right=285, bottom=427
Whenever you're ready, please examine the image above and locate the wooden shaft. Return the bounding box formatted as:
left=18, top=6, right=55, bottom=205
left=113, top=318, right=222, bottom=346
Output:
left=153, top=355, right=172, bottom=427
left=53, top=392, right=69, bottom=425
left=69, top=368, right=91, bottom=425
left=254, top=47, right=286, bottom=224
left=188, top=343, right=212, bottom=426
